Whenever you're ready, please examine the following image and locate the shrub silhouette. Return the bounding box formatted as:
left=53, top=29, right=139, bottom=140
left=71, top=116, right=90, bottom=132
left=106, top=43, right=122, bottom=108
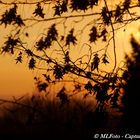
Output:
left=0, top=91, right=121, bottom=139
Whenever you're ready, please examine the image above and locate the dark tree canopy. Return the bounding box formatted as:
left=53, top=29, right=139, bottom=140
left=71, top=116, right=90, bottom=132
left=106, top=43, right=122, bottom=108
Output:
left=0, top=0, right=140, bottom=113
left=120, top=34, right=140, bottom=133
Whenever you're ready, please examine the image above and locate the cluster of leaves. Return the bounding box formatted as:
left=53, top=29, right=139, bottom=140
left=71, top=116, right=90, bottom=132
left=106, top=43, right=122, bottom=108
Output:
left=84, top=77, right=120, bottom=108
left=53, top=0, right=68, bottom=16
left=90, top=53, right=109, bottom=71
left=114, top=0, right=132, bottom=22
left=1, top=0, right=132, bottom=29
left=33, top=3, right=45, bottom=18
left=52, top=0, right=133, bottom=26
left=70, top=0, right=98, bottom=11
left=0, top=4, right=24, bottom=27
left=1, top=36, right=20, bottom=54
left=101, top=6, right=112, bottom=25
left=36, top=24, right=58, bottom=50
left=53, top=65, right=65, bottom=79
left=53, top=0, right=98, bottom=16
left=100, top=0, right=134, bottom=26
left=89, top=26, right=108, bottom=43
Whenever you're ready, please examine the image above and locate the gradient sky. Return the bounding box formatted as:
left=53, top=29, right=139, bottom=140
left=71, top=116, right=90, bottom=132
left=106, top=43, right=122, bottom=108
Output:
left=0, top=0, right=140, bottom=99
left=0, top=55, right=35, bottom=98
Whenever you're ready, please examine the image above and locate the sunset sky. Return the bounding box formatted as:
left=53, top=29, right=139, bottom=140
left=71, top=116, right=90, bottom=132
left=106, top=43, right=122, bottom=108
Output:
left=0, top=0, right=140, bottom=99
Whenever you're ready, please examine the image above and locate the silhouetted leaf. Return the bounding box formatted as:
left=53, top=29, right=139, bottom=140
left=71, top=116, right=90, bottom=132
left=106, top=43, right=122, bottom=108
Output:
left=89, top=26, right=97, bottom=43
left=2, top=36, right=20, bottom=54
left=0, top=4, right=24, bottom=27
left=89, top=0, right=98, bottom=8
left=60, top=0, right=68, bottom=13
left=26, top=49, right=33, bottom=56
left=15, top=52, right=22, bottom=64
left=66, top=29, right=77, bottom=45
left=64, top=51, right=70, bottom=64
left=53, top=65, right=64, bottom=79
left=0, top=4, right=17, bottom=27
left=102, top=54, right=109, bottom=64
left=53, top=1, right=68, bottom=16
left=101, top=7, right=111, bottom=25
left=43, top=74, right=51, bottom=82
left=37, top=82, right=48, bottom=92
left=86, top=72, right=92, bottom=78
left=14, top=15, right=25, bottom=26
left=47, top=24, right=58, bottom=41
left=99, top=28, right=107, bottom=38
left=114, top=5, right=123, bottom=22
left=36, top=37, right=46, bottom=51
left=98, top=28, right=108, bottom=42
left=91, top=53, right=100, bottom=71
left=33, top=3, right=45, bottom=18
left=53, top=4, right=61, bottom=16
left=29, top=58, right=36, bottom=69
left=84, top=81, right=93, bottom=93
left=70, top=0, right=89, bottom=11
left=123, top=0, right=131, bottom=11
left=36, top=24, right=58, bottom=50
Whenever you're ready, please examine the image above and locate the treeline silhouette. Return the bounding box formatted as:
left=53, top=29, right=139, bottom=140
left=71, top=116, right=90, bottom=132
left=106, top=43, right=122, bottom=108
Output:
left=0, top=92, right=121, bottom=139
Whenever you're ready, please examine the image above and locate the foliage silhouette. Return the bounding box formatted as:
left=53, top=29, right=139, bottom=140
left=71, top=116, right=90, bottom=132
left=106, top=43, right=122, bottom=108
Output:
left=120, top=34, right=140, bottom=133
left=0, top=0, right=140, bottom=135
left=0, top=92, right=121, bottom=138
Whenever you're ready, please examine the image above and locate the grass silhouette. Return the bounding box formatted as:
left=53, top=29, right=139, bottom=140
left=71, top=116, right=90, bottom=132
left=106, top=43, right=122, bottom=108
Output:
left=0, top=92, right=122, bottom=139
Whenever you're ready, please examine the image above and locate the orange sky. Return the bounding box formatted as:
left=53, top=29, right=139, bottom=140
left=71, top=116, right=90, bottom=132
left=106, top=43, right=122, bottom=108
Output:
left=0, top=55, right=35, bottom=99
left=0, top=0, right=140, bottom=99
